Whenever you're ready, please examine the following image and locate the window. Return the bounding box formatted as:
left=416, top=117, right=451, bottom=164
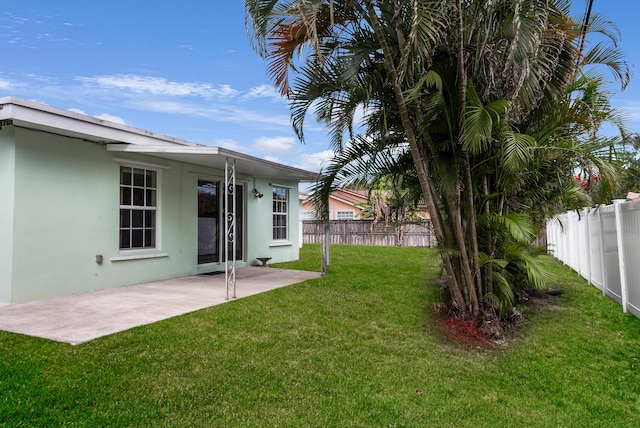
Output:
left=336, top=210, right=354, bottom=220
left=272, top=187, right=288, bottom=240
left=120, top=166, right=157, bottom=249
left=301, top=210, right=315, bottom=220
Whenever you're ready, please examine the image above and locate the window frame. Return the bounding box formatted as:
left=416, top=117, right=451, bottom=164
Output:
left=336, top=210, right=355, bottom=220
left=272, top=186, right=289, bottom=241
left=119, top=165, right=159, bottom=251
left=301, top=210, right=315, bottom=220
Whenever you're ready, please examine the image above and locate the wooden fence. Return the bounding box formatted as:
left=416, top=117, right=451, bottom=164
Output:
left=302, top=220, right=437, bottom=247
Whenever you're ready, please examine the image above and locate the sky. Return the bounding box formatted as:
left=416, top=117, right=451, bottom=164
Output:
left=1, top=1, right=639, bottom=176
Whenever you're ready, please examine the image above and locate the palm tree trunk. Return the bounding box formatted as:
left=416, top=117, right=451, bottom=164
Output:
left=363, top=0, right=468, bottom=315
left=483, top=175, right=493, bottom=296
left=455, top=0, right=480, bottom=316
left=444, top=194, right=478, bottom=316
left=464, top=155, right=482, bottom=313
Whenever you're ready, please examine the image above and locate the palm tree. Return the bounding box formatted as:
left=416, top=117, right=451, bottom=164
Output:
left=245, top=0, right=629, bottom=321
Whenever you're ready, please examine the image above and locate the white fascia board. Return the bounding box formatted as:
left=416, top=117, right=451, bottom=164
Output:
left=0, top=96, right=196, bottom=147
left=107, top=144, right=320, bottom=182
left=107, top=144, right=220, bottom=155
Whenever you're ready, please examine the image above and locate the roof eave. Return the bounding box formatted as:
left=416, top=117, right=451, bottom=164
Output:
left=0, top=96, right=197, bottom=147
left=107, top=144, right=320, bottom=182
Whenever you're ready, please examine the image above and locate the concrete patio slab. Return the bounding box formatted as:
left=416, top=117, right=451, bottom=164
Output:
left=0, top=267, right=321, bottom=345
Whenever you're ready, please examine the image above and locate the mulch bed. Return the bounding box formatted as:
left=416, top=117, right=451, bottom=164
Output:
left=433, top=289, right=564, bottom=349
left=436, top=315, right=498, bottom=349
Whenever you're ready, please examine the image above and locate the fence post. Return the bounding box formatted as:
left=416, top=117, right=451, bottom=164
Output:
left=568, top=211, right=577, bottom=270
left=584, top=208, right=592, bottom=285
left=562, top=213, right=570, bottom=265
left=597, top=207, right=607, bottom=297
left=614, top=199, right=629, bottom=313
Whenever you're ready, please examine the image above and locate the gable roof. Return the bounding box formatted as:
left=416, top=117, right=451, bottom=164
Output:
left=329, top=188, right=369, bottom=206
left=0, top=96, right=319, bottom=182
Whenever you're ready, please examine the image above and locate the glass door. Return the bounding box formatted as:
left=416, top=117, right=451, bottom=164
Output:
left=197, top=180, right=244, bottom=265
left=197, top=180, right=220, bottom=265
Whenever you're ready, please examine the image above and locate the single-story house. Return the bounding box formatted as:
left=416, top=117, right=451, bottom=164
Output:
left=301, top=187, right=431, bottom=221
left=0, top=97, right=318, bottom=304
left=301, top=188, right=371, bottom=220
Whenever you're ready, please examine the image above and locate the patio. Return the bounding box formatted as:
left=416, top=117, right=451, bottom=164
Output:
left=0, top=267, right=321, bottom=345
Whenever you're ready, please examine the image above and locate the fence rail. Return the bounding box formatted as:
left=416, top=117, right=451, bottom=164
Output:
left=303, top=220, right=437, bottom=247
left=547, top=199, right=640, bottom=320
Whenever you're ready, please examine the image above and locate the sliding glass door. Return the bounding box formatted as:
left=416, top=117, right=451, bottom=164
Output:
left=197, top=180, right=244, bottom=265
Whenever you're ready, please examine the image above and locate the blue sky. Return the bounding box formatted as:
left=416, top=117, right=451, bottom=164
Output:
left=1, top=1, right=639, bottom=175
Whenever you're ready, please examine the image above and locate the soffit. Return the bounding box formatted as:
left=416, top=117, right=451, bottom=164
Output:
left=106, top=144, right=319, bottom=182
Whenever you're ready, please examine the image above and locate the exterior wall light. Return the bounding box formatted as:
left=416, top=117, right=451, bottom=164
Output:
left=253, top=188, right=264, bottom=198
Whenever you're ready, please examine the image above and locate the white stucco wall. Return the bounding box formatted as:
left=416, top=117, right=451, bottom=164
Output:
left=5, top=127, right=303, bottom=303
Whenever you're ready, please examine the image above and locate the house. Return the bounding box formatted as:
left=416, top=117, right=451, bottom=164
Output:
left=0, top=97, right=318, bottom=304
left=300, top=188, right=371, bottom=220
left=301, top=187, right=430, bottom=221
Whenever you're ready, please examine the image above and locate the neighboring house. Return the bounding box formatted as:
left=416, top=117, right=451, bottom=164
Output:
left=301, top=187, right=430, bottom=221
left=0, top=97, right=317, bottom=304
left=300, top=188, right=371, bottom=220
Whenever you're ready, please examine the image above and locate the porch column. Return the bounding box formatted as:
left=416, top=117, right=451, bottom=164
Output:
left=225, top=157, right=236, bottom=299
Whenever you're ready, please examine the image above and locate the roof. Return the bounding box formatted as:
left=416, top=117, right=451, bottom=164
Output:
left=0, top=96, right=319, bottom=182
left=330, top=188, right=369, bottom=205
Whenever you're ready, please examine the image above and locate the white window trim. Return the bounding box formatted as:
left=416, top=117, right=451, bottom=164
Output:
left=110, top=252, right=169, bottom=262
left=269, top=182, right=294, bottom=189
left=118, top=165, right=161, bottom=252
left=272, top=186, right=289, bottom=242
left=336, top=210, right=355, bottom=220
left=269, top=241, right=292, bottom=247
left=112, top=157, right=170, bottom=170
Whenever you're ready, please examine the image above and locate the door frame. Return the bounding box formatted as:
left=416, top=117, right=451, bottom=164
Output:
left=197, top=176, right=246, bottom=268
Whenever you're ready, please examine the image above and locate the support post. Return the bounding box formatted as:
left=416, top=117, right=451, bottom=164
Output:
left=225, top=158, right=236, bottom=300
left=321, top=206, right=330, bottom=275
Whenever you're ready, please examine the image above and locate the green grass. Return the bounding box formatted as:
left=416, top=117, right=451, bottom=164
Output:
left=1, top=245, right=640, bottom=427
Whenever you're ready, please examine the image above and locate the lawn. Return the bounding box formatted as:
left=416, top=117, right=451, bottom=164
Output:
left=1, top=244, right=639, bottom=427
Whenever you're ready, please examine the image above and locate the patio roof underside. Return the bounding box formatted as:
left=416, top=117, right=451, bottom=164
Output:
left=106, top=144, right=319, bottom=182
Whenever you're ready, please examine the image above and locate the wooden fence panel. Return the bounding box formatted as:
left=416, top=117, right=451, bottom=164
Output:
left=303, top=220, right=437, bottom=247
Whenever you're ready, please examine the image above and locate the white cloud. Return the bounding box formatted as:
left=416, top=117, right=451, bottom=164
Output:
left=213, top=138, right=248, bottom=152
left=130, top=99, right=292, bottom=128
left=76, top=74, right=239, bottom=99
left=24, top=73, right=57, bottom=83
left=620, top=101, right=640, bottom=122
left=253, top=136, right=296, bottom=153
left=243, top=84, right=283, bottom=101
left=0, top=78, right=14, bottom=89
left=66, top=108, right=126, bottom=124
left=6, top=13, right=28, bottom=25
left=264, top=155, right=284, bottom=163
left=294, top=149, right=335, bottom=172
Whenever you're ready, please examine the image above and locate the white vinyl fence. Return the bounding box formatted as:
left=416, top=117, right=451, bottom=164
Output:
left=547, top=199, right=640, bottom=319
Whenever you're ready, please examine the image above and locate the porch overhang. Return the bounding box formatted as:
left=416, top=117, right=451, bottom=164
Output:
left=106, top=143, right=319, bottom=182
